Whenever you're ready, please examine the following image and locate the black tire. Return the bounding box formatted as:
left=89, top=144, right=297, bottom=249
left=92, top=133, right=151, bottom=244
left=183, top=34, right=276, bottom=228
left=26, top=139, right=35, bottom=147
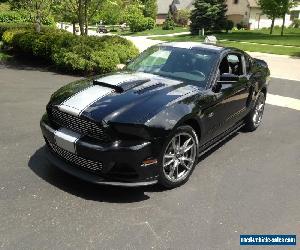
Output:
left=244, top=92, right=266, bottom=132
left=158, top=125, right=199, bottom=188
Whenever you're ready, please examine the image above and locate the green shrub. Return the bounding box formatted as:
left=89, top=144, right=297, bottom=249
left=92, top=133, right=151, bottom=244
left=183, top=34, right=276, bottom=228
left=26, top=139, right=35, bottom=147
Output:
left=105, top=43, right=139, bottom=63
left=236, top=22, right=248, bottom=30
left=162, top=15, right=175, bottom=30
left=291, top=19, right=300, bottom=28
left=0, top=23, right=33, bottom=37
left=14, top=31, right=38, bottom=54
left=0, top=11, right=29, bottom=24
left=56, top=51, right=95, bottom=73
left=0, top=11, right=54, bottom=25
left=4, top=28, right=139, bottom=75
left=2, top=29, right=26, bottom=45
left=91, top=50, right=120, bottom=74
left=174, top=9, right=190, bottom=26
left=145, top=17, right=155, bottom=30
left=129, top=15, right=148, bottom=32
left=225, top=20, right=234, bottom=32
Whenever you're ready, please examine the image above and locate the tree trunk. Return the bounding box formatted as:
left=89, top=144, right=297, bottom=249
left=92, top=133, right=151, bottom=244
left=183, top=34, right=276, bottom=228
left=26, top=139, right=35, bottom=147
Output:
left=34, top=2, right=41, bottom=33
left=281, top=14, right=286, bottom=36
left=72, top=22, right=76, bottom=35
left=84, top=1, right=88, bottom=35
left=34, top=20, right=41, bottom=33
left=257, top=14, right=261, bottom=29
left=78, top=0, right=85, bottom=35
left=270, top=17, right=275, bottom=35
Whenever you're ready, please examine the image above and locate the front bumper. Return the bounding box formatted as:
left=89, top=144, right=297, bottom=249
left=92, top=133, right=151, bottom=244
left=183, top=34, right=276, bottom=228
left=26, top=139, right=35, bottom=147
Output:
left=40, top=121, right=160, bottom=186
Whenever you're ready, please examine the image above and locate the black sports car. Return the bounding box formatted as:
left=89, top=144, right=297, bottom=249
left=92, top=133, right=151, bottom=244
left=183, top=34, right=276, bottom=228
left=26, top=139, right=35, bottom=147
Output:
left=41, top=42, right=270, bottom=188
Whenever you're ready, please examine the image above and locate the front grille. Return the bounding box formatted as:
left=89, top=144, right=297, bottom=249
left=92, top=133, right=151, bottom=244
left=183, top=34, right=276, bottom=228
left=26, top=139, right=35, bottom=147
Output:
left=49, top=108, right=109, bottom=141
left=48, top=141, right=103, bottom=173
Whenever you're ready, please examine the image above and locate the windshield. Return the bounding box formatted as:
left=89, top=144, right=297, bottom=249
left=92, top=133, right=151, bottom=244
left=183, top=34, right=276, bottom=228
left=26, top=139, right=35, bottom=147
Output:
left=126, top=46, right=218, bottom=87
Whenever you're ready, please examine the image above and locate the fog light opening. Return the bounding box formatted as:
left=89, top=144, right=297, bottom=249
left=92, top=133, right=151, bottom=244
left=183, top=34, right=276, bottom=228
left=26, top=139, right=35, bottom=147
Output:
left=142, top=158, right=158, bottom=167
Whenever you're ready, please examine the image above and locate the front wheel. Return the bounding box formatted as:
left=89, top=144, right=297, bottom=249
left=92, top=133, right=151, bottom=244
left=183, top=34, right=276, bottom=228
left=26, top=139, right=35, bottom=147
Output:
left=158, top=125, right=199, bottom=188
left=244, top=92, right=266, bottom=132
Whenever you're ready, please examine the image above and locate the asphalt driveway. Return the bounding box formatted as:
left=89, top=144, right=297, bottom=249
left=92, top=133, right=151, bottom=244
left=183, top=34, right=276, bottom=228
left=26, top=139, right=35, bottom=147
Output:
left=0, top=64, right=299, bottom=250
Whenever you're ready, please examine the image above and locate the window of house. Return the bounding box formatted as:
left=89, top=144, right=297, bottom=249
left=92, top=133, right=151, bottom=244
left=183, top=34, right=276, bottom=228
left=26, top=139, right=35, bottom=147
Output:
left=290, top=11, right=300, bottom=21
left=234, top=0, right=239, bottom=4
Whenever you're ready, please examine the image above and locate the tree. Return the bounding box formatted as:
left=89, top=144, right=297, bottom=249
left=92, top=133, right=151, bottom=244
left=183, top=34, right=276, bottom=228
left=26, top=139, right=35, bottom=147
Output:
left=9, top=0, right=54, bottom=32
left=91, top=0, right=123, bottom=25
left=174, top=9, right=190, bottom=27
left=278, top=0, right=296, bottom=36
left=190, top=0, right=227, bottom=35
left=162, top=11, right=175, bottom=30
left=55, top=0, right=104, bottom=36
left=52, top=1, right=78, bottom=34
left=258, top=0, right=282, bottom=34
left=123, top=2, right=148, bottom=31
left=141, top=0, right=157, bottom=19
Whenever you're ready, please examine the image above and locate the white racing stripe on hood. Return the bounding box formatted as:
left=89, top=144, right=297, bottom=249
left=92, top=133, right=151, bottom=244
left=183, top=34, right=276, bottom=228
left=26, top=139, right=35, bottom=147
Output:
left=97, top=72, right=151, bottom=86
left=58, top=85, right=114, bottom=116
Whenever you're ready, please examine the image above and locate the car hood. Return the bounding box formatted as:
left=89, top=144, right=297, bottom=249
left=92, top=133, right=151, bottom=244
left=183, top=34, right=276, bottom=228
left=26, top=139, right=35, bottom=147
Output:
left=48, top=72, right=200, bottom=125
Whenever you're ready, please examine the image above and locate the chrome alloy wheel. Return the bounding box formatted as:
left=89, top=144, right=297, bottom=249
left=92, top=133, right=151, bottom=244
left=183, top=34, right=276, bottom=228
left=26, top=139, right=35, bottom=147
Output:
left=253, top=95, right=265, bottom=127
left=163, top=132, right=197, bottom=183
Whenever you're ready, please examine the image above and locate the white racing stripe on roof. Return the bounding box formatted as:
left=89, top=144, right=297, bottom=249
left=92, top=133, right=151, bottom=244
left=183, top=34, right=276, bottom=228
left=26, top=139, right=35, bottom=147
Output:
left=266, top=94, right=300, bottom=111
left=58, top=85, right=114, bottom=116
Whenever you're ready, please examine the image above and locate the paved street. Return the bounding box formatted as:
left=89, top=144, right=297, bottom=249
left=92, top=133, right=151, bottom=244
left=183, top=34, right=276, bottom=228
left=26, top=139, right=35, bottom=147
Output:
left=0, top=62, right=300, bottom=250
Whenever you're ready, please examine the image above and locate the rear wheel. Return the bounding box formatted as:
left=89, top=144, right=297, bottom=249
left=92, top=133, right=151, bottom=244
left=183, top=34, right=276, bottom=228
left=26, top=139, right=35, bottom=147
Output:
left=158, top=125, right=199, bottom=188
left=244, top=92, right=266, bottom=131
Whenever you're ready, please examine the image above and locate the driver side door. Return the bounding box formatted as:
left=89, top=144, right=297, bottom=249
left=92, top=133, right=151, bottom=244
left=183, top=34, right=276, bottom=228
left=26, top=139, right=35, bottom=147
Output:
left=203, top=52, right=250, bottom=138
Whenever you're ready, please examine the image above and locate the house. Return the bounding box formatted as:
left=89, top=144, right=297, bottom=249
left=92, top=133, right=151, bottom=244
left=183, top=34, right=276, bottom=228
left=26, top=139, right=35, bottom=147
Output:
left=227, top=0, right=300, bottom=29
left=156, top=0, right=300, bottom=29
left=156, top=0, right=194, bottom=24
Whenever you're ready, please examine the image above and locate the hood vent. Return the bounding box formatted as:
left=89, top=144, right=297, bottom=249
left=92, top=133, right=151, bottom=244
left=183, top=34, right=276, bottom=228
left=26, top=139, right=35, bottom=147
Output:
left=93, top=79, right=150, bottom=93
left=135, top=83, right=165, bottom=95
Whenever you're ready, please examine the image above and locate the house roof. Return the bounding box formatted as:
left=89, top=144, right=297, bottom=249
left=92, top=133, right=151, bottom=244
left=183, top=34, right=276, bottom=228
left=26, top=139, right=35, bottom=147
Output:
left=157, top=0, right=173, bottom=14
left=247, top=0, right=259, bottom=8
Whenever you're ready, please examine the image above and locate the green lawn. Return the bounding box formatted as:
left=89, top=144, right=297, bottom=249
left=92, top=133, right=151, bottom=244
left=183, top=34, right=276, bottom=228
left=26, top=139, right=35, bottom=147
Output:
left=94, top=26, right=188, bottom=36
left=216, top=28, right=300, bottom=47
left=122, top=26, right=188, bottom=36
left=151, top=28, right=300, bottom=56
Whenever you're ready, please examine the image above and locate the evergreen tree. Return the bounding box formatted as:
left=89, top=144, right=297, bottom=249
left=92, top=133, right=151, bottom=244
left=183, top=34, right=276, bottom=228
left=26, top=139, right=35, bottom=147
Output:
left=190, top=0, right=227, bottom=35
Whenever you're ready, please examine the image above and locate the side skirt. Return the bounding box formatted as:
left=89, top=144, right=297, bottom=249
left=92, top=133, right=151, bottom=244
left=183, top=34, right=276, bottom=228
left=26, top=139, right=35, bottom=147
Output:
left=198, top=121, right=245, bottom=157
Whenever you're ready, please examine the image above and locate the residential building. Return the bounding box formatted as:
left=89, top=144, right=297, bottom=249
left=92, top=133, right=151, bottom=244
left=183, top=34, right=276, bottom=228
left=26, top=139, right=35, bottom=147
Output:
left=227, top=0, right=300, bottom=29
left=156, top=0, right=194, bottom=24
left=156, top=0, right=300, bottom=29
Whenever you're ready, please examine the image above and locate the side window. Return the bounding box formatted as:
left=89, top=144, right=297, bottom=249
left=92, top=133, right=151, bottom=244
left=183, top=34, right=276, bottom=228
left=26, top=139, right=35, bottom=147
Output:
left=227, top=54, right=244, bottom=76
left=219, top=53, right=244, bottom=76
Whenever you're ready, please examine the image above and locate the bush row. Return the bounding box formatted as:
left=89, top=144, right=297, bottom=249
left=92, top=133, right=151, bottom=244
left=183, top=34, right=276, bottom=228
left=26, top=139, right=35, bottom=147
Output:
left=0, top=10, right=54, bottom=25
left=0, top=23, right=33, bottom=37
left=1, top=26, right=139, bottom=75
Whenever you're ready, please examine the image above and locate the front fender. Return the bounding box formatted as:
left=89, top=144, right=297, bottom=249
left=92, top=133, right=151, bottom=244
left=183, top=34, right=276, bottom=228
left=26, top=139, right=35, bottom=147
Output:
left=145, top=93, right=203, bottom=137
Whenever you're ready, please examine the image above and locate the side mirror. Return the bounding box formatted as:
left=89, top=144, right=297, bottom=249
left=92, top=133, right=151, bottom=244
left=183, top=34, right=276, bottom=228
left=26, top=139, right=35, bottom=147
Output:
left=219, top=73, right=239, bottom=82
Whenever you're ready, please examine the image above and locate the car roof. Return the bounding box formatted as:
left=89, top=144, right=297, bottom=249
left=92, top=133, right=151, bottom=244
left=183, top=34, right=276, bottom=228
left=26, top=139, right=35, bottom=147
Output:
left=159, top=42, right=236, bottom=53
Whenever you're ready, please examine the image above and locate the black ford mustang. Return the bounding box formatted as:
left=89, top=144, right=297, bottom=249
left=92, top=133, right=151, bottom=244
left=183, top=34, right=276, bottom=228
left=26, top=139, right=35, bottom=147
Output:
left=41, top=42, right=270, bottom=188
